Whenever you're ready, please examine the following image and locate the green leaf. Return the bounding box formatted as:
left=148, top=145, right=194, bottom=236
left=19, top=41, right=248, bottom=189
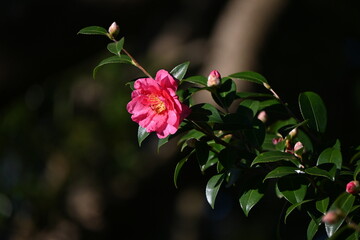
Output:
left=78, top=26, right=109, bottom=36
left=307, top=217, right=321, bottom=240
left=251, top=151, right=299, bottom=167
left=236, top=92, right=274, bottom=99
left=305, top=166, right=334, bottom=181
left=182, top=75, right=207, bottom=86
left=138, top=126, right=150, bottom=146
left=239, top=188, right=264, bottom=217
left=299, top=92, right=327, bottom=133
left=316, top=197, right=330, bottom=214
left=285, top=199, right=313, bottom=223
left=258, top=99, right=281, bottom=110
left=277, top=176, right=308, bottom=204
left=354, top=160, right=360, bottom=180
left=317, top=147, right=342, bottom=170
left=174, top=153, right=193, bottom=188
left=205, top=173, right=225, bottom=209
left=264, top=166, right=300, bottom=181
left=170, top=62, right=190, bottom=80
left=229, top=71, right=268, bottom=84
left=325, top=192, right=356, bottom=237
left=93, top=55, right=132, bottom=78
left=106, top=37, right=125, bottom=56
left=196, top=141, right=210, bottom=172
left=158, top=136, right=170, bottom=152
left=188, top=103, right=223, bottom=123
left=239, top=99, right=260, bottom=117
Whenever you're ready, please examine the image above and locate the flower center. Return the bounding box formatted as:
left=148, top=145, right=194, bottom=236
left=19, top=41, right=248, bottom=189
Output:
left=148, top=94, right=166, bottom=113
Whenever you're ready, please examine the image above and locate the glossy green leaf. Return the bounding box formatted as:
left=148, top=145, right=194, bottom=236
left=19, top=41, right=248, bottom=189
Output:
left=258, top=99, right=281, bottom=110
left=93, top=55, right=132, bottom=78
left=170, top=61, right=190, bottom=80
left=317, top=148, right=342, bottom=170
left=158, top=136, right=170, bottom=152
left=239, top=99, right=260, bottom=117
left=188, top=103, right=223, bottom=123
left=174, top=152, right=193, bottom=188
left=307, top=217, right=321, bottom=240
left=236, top=92, right=274, bottom=99
left=277, top=176, right=308, bottom=204
left=196, top=141, right=210, bottom=172
left=299, top=92, right=327, bottom=133
left=285, top=199, right=313, bottom=223
left=354, top=160, right=360, bottom=180
left=316, top=197, right=330, bottom=214
left=251, top=151, right=299, bottom=167
left=239, top=188, right=264, bottom=217
left=182, top=75, right=207, bottom=86
left=229, top=71, right=268, bottom=84
left=78, top=26, right=108, bottom=36
left=305, top=166, right=334, bottom=181
left=325, top=192, right=355, bottom=237
left=138, top=126, right=150, bottom=146
left=264, top=166, right=300, bottom=180
left=107, top=37, right=124, bottom=55
left=206, top=173, right=225, bottom=209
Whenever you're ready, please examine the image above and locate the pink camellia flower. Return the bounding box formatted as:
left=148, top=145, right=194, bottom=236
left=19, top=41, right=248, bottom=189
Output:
left=207, top=70, right=221, bottom=87
left=126, top=69, right=190, bottom=139
left=346, top=180, right=360, bottom=194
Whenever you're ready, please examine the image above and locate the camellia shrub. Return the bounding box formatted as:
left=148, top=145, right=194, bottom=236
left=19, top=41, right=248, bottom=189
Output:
left=78, top=22, right=360, bottom=239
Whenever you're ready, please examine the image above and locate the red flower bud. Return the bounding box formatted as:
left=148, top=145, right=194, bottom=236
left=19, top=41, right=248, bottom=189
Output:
left=293, top=141, right=304, bottom=158
left=207, top=70, right=221, bottom=87
left=346, top=180, right=360, bottom=194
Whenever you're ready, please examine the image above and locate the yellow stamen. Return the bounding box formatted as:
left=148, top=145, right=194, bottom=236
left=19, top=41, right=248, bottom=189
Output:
left=148, top=94, right=166, bottom=113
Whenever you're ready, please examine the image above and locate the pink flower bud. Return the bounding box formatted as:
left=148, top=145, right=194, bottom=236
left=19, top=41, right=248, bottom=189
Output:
left=289, top=128, right=297, bottom=138
left=294, top=141, right=304, bottom=158
left=207, top=70, right=221, bottom=87
left=346, top=180, right=360, bottom=194
left=322, top=209, right=344, bottom=224
left=108, top=22, right=120, bottom=38
left=257, top=111, right=268, bottom=123
left=272, top=137, right=283, bottom=145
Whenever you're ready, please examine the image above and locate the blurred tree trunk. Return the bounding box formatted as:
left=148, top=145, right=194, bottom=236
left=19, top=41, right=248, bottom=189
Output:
left=194, top=0, right=287, bottom=107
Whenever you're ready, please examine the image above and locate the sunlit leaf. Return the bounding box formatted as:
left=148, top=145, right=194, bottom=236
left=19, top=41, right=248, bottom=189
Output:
left=277, top=176, right=308, bottom=204
left=299, top=92, right=327, bottom=133
left=305, top=166, right=334, bottom=181
left=188, top=103, right=223, bottom=123
left=78, top=26, right=108, bottom=36
left=170, top=61, right=190, bottom=80
left=229, top=71, right=268, bottom=84
left=325, top=193, right=355, bottom=237
left=239, top=188, right=264, bottom=217
left=93, top=55, right=132, bottom=78
left=138, top=126, right=150, bottom=146
left=316, top=197, right=330, bottom=214
left=182, top=75, right=207, bottom=86
left=251, top=151, right=299, bottom=167
left=239, top=99, right=260, bottom=117
left=206, top=173, right=225, bottom=209
left=174, top=151, right=194, bottom=188
left=307, top=217, right=321, bottom=240
left=285, top=199, right=313, bottom=223
left=263, top=166, right=300, bottom=181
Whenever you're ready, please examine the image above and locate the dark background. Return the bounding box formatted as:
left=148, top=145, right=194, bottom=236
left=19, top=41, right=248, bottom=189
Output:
left=1, top=0, right=360, bottom=239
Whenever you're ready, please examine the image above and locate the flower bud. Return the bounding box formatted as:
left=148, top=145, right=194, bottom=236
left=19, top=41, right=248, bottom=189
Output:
left=289, top=128, right=298, bottom=139
left=346, top=180, right=360, bottom=194
left=108, top=22, right=120, bottom=38
left=294, top=141, right=304, bottom=158
left=322, top=209, right=344, bottom=224
left=272, top=137, right=283, bottom=145
left=257, top=111, right=268, bottom=123
left=207, top=70, right=221, bottom=87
